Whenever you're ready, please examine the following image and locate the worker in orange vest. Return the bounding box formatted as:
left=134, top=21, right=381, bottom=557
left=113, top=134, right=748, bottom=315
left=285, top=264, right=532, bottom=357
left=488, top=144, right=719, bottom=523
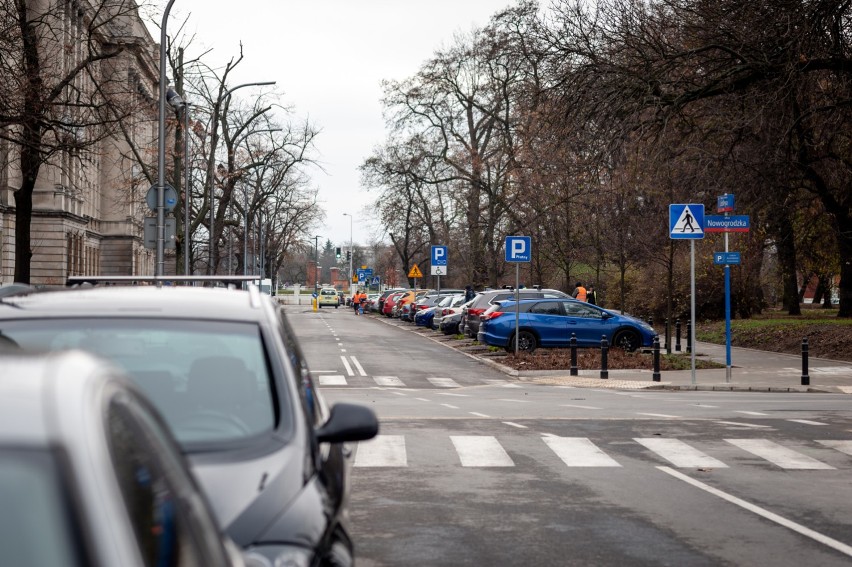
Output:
left=358, top=290, right=368, bottom=313
left=572, top=282, right=587, bottom=302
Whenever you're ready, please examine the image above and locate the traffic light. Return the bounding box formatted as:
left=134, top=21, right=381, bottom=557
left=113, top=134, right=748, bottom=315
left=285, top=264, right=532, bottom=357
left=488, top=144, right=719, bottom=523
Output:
left=346, top=251, right=351, bottom=261
left=335, top=247, right=341, bottom=260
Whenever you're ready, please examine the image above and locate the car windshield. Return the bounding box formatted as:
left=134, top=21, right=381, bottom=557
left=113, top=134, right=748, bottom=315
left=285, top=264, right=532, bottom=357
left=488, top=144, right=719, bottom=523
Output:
left=0, top=449, right=87, bottom=567
left=1, top=319, right=277, bottom=445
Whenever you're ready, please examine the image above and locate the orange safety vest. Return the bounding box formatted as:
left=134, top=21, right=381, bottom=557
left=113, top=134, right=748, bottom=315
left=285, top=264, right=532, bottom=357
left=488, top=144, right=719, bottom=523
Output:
left=359, top=293, right=368, bottom=304
left=575, top=286, right=587, bottom=302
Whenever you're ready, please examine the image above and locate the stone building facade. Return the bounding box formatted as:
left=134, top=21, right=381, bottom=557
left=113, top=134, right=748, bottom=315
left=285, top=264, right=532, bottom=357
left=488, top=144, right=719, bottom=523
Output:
left=0, top=0, right=163, bottom=285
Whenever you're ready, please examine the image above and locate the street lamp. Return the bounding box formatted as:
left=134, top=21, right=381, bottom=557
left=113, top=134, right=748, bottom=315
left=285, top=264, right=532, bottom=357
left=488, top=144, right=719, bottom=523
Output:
left=343, top=213, right=353, bottom=294
left=155, top=0, right=178, bottom=276
left=205, top=81, right=276, bottom=275
left=314, top=235, right=322, bottom=296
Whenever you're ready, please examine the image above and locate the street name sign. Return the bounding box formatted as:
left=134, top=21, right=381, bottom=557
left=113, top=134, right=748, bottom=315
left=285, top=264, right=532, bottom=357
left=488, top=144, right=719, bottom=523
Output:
left=704, top=215, right=750, bottom=233
left=717, top=194, right=735, bottom=213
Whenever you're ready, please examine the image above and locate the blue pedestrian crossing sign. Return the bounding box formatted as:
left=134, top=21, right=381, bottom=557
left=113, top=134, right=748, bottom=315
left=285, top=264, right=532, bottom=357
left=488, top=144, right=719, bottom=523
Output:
left=669, top=204, right=705, bottom=239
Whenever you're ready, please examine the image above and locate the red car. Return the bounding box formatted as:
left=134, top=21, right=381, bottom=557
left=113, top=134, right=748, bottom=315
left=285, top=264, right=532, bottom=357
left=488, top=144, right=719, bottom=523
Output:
left=382, top=292, right=405, bottom=317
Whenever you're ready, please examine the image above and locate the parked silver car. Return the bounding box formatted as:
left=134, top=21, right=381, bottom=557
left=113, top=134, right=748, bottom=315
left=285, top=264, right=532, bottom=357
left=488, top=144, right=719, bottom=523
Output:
left=0, top=350, right=243, bottom=567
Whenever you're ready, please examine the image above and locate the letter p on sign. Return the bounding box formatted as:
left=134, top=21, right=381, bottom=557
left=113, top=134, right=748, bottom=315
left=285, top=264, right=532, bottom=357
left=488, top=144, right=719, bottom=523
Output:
left=505, top=236, right=531, bottom=263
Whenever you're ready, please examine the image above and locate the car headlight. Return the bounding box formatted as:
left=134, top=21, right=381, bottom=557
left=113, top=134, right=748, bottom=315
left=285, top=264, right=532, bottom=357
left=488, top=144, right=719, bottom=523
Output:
left=243, top=545, right=314, bottom=567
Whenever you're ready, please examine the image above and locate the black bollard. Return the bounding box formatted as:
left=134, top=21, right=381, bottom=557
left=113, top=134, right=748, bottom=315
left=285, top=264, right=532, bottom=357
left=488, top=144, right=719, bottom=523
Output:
left=570, top=333, right=578, bottom=376
left=801, top=337, right=810, bottom=386
left=652, top=335, right=661, bottom=382
left=675, top=319, right=682, bottom=352
left=600, top=335, right=609, bottom=379
left=686, top=321, right=692, bottom=354
left=664, top=318, right=671, bottom=355
left=647, top=316, right=653, bottom=329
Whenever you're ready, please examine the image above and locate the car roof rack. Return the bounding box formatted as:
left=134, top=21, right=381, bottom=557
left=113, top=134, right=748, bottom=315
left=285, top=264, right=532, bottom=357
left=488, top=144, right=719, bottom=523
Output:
left=66, top=275, right=259, bottom=288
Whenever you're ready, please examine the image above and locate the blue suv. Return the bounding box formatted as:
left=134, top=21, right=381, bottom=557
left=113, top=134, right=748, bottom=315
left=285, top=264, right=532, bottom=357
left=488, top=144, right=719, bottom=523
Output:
left=478, top=298, right=656, bottom=352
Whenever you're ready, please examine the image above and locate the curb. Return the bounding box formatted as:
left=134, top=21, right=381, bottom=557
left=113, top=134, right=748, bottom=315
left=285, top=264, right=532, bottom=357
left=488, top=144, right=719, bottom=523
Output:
left=363, top=313, right=846, bottom=394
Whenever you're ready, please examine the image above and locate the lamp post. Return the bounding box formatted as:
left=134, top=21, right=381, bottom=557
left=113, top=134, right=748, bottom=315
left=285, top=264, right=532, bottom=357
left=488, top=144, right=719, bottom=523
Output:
left=314, top=235, right=322, bottom=297
left=343, top=213, right=353, bottom=294
left=182, top=102, right=191, bottom=275
left=155, top=0, right=178, bottom=276
left=205, top=80, right=276, bottom=275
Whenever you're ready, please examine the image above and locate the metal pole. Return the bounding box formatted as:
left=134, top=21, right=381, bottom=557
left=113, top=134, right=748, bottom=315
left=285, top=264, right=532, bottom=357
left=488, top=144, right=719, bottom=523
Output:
left=514, top=264, right=520, bottom=356
left=569, top=333, right=578, bottom=376
left=156, top=0, right=178, bottom=276
left=243, top=186, right=248, bottom=275
left=344, top=213, right=353, bottom=295
left=724, top=229, right=732, bottom=383
left=183, top=102, right=191, bottom=276
left=690, top=239, right=696, bottom=384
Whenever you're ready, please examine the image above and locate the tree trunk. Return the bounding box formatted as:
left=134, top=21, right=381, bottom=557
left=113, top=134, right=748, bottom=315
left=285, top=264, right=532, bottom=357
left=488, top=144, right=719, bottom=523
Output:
left=837, top=217, right=852, bottom=318
left=775, top=209, right=801, bottom=315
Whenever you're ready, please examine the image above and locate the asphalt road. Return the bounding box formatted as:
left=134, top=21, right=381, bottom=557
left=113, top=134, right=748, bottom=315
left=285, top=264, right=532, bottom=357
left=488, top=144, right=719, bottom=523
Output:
left=289, top=306, right=852, bottom=566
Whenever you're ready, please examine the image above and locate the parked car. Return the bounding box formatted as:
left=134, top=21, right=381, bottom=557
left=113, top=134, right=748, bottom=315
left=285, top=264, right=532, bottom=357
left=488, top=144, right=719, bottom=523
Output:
left=318, top=287, right=340, bottom=308
left=416, top=294, right=463, bottom=329
left=477, top=298, right=656, bottom=352
left=377, top=288, right=407, bottom=314
left=382, top=291, right=406, bottom=317
left=433, top=294, right=469, bottom=330
left=0, top=282, right=379, bottom=566
left=439, top=311, right=463, bottom=335
left=0, top=350, right=244, bottom=567
left=462, top=288, right=569, bottom=339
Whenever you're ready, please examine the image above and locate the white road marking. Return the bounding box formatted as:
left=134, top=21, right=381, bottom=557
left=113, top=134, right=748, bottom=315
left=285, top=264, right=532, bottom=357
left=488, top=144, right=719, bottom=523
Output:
left=436, top=392, right=469, bottom=397
left=715, top=421, right=773, bottom=429
left=481, top=379, right=508, bottom=385
left=560, top=404, right=601, bottom=410
left=319, top=375, right=347, bottom=386
left=350, top=356, right=367, bottom=377
left=817, top=440, right=852, bottom=456
left=543, top=437, right=621, bottom=467
left=441, top=404, right=460, bottom=409
left=390, top=391, right=407, bottom=396
left=691, top=404, right=718, bottom=408
left=355, top=435, right=407, bottom=467
left=658, top=466, right=852, bottom=558
left=451, top=436, right=514, bottom=467
left=340, top=356, right=354, bottom=376
left=503, top=421, right=527, bottom=429
left=373, top=376, right=405, bottom=387
left=637, top=413, right=681, bottom=418
left=469, top=412, right=490, bottom=418
left=497, top=398, right=530, bottom=403
left=635, top=438, right=728, bottom=468
left=428, top=377, right=461, bottom=388
left=725, top=439, right=834, bottom=469
left=735, top=411, right=768, bottom=416
left=501, top=383, right=522, bottom=388
left=787, top=419, right=826, bottom=426
left=415, top=398, right=431, bottom=402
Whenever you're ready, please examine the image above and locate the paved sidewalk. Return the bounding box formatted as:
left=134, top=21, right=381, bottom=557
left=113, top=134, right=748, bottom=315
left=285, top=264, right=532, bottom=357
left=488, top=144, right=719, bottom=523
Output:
left=511, top=341, right=852, bottom=393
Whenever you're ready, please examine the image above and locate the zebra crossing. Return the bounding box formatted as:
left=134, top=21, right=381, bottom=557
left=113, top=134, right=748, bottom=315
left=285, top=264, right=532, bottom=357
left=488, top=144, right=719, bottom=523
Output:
left=353, top=434, right=852, bottom=471
left=317, top=373, right=511, bottom=388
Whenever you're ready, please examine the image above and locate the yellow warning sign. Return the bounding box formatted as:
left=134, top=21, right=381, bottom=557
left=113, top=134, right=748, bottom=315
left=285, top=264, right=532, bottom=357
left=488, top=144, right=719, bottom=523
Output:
left=408, top=264, right=423, bottom=278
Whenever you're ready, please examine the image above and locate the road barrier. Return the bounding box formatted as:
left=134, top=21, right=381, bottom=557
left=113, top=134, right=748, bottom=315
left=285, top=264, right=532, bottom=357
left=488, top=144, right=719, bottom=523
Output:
left=600, top=336, right=609, bottom=379
left=569, top=333, right=578, bottom=376
left=652, top=336, right=661, bottom=382
left=801, top=337, right=810, bottom=386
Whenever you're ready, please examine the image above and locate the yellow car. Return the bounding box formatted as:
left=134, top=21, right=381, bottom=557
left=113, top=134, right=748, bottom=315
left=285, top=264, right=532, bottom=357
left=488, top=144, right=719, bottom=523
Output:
left=318, top=287, right=340, bottom=308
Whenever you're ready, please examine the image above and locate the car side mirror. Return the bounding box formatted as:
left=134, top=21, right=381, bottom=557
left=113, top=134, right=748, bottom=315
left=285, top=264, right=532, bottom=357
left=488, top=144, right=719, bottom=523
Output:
left=600, top=311, right=612, bottom=319
left=316, top=403, right=379, bottom=444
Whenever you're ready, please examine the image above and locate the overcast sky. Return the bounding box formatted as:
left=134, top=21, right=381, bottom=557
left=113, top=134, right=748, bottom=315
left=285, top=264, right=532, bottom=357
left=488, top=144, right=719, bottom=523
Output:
left=157, top=0, right=514, bottom=249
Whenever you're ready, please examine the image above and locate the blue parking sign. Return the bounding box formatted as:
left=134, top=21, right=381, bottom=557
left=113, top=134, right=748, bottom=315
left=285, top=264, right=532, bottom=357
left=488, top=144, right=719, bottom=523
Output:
left=505, top=236, right=531, bottom=263
left=431, top=245, right=448, bottom=266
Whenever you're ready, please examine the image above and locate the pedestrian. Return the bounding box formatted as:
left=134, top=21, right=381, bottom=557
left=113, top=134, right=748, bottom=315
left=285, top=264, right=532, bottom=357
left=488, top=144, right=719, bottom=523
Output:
left=571, top=281, right=587, bottom=302
left=586, top=284, right=597, bottom=306
left=352, top=291, right=361, bottom=314
left=464, top=285, right=475, bottom=303
left=358, top=290, right=368, bottom=314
